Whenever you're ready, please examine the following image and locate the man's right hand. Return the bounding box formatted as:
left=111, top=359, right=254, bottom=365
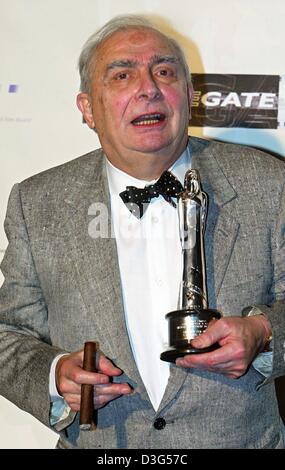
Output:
left=55, top=350, right=133, bottom=411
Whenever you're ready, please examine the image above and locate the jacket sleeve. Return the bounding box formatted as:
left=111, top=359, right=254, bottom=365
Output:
left=0, top=184, right=69, bottom=429
left=256, top=178, right=285, bottom=385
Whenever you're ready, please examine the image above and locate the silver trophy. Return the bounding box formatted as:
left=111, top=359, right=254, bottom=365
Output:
left=160, top=169, right=221, bottom=363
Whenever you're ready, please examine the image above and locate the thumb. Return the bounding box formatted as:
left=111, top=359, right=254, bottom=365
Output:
left=191, top=318, right=222, bottom=348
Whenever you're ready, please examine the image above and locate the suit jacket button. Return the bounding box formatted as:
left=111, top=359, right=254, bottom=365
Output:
left=153, top=417, right=166, bottom=430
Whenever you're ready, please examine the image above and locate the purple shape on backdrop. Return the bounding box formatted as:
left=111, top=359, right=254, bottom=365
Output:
left=8, top=84, right=19, bottom=93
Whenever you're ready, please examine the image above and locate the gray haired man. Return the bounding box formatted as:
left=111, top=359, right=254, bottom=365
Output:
left=0, top=15, right=284, bottom=448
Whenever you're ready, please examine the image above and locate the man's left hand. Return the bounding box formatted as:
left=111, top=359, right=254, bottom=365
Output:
left=176, top=315, right=271, bottom=378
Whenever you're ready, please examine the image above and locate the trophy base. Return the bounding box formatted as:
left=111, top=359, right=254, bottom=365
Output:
left=160, top=308, right=222, bottom=364
left=160, top=342, right=220, bottom=363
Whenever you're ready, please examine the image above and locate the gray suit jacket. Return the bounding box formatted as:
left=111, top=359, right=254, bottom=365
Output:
left=0, top=137, right=285, bottom=448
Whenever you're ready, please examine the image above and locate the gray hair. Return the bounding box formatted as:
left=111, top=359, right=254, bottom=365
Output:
left=78, top=14, right=191, bottom=94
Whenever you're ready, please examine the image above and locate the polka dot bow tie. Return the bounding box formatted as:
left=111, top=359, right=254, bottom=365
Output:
left=119, top=170, right=184, bottom=219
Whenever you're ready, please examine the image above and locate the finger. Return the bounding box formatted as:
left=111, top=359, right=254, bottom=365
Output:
left=69, top=350, right=122, bottom=377
left=190, top=319, right=229, bottom=349
left=60, top=362, right=110, bottom=387
left=94, top=382, right=132, bottom=396
left=60, top=350, right=121, bottom=377
left=176, top=353, right=238, bottom=375
left=68, top=349, right=85, bottom=366
left=190, top=325, right=221, bottom=350
left=59, top=380, right=82, bottom=395
left=176, top=342, right=249, bottom=378
left=97, top=354, right=123, bottom=376
left=62, top=393, right=81, bottom=411
left=57, top=370, right=104, bottom=396
left=67, top=354, right=120, bottom=384
left=75, top=370, right=111, bottom=386
left=93, top=383, right=133, bottom=409
left=176, top=342, right=238, bottom=369
left=94, top=393, right=120, bottom=408
left=69, top=402, right=81, bottom=412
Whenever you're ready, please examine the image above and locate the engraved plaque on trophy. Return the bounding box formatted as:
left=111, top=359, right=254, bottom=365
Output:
left=160, top=169, right=222, bottom=363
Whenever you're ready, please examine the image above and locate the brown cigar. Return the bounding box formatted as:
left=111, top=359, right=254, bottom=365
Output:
left=79, top=341, right=98, bottom=431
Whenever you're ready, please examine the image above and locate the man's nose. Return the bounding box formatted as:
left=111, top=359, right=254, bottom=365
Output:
left=136, top=71, right=162, bottom=101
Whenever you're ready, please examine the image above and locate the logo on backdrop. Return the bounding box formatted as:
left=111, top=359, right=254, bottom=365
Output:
left=0, top=83, right=19, bottom=93
left=0, top=82, right=32, bottom=124
left=190, top=74, right=285, bottom=129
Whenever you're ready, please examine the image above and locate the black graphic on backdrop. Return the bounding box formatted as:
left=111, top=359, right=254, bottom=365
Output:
left=190, top=74, right=282, bottom=129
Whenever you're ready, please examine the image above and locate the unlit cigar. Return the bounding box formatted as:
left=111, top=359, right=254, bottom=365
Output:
left=79, top=341, right=98, bottom=431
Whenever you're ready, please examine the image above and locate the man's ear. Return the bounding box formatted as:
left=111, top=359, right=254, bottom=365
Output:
left=76, top=93, right=95, bottom=129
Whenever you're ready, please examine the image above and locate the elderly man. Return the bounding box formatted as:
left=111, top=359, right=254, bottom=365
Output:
left=0, top=15, right=284, bottom=449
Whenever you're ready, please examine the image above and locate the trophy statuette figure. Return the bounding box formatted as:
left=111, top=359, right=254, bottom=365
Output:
left=160, top=169, right=222, bottom=363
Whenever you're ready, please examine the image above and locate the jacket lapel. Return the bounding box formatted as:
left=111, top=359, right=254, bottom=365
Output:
left=57, top=151, right=144, bottom=391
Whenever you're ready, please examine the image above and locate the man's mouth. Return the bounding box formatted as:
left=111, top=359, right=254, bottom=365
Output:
left=131, top=113, right=166, bottom=126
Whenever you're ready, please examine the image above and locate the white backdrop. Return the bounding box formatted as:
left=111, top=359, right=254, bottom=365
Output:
left=0, top=0, right=285, bottom=448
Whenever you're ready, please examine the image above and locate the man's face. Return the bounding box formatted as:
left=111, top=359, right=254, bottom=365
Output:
left=77, top=28, right=192, bottom=167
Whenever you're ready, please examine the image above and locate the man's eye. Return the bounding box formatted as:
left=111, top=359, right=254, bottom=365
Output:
left=115, top=72, right=128, bottom=80
left=156, top=68, right=175, bottom=78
